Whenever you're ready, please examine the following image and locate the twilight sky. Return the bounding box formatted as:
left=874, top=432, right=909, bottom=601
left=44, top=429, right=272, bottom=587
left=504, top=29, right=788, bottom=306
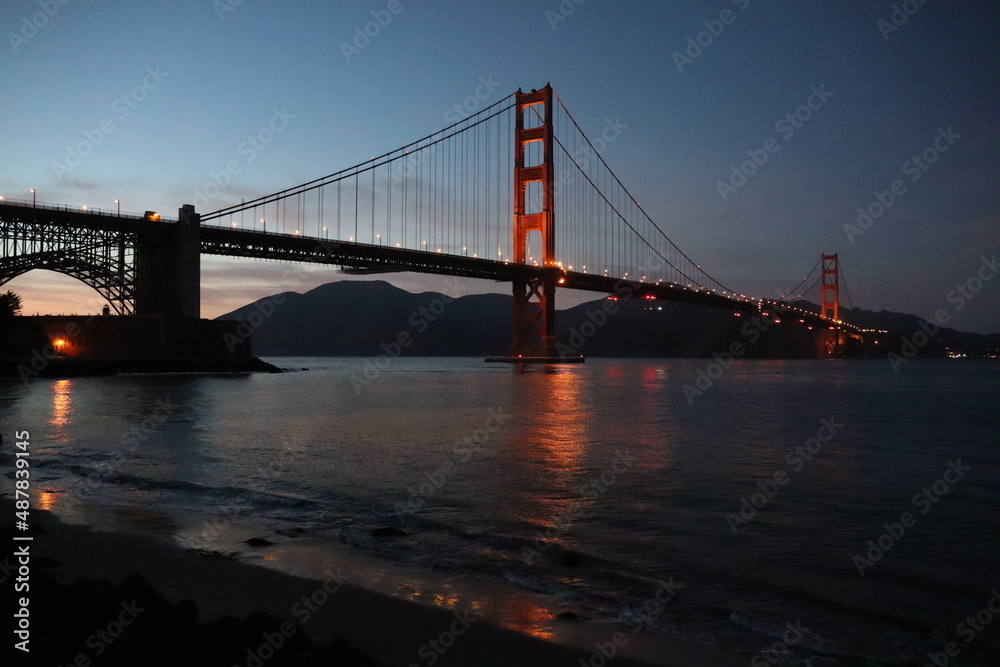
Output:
left=2, top=0, right=998, bottom=333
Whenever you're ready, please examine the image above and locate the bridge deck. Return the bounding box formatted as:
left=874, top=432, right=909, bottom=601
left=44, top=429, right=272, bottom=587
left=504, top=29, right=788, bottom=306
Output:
left=0, top=201, right=854, bottom=331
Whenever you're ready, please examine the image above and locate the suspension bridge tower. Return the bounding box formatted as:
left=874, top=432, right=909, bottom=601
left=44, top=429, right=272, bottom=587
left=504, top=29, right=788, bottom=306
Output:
left=509, top=85, right=561, bottom=359
left=821, top=253, right=842, bottom=355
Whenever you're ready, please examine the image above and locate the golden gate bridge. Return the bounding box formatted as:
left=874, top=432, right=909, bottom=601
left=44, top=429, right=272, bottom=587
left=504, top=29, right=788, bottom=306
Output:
left=0, top=85, right=861, bottom=360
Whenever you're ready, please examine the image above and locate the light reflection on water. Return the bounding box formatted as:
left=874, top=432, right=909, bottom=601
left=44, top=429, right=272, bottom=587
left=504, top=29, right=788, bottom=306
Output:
left=49, top=378, right=73, bottom=438
left=2, top=359, right=998, bottom=666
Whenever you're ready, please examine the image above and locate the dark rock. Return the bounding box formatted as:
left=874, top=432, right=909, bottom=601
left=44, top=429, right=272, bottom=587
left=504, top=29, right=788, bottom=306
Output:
left=244, top=537, right=274, bottom=547
left=371, top=527, right=408, bottom=537
left=556, top=611, right=584, bottom=621
left=558, top=551, right=583, bottom=567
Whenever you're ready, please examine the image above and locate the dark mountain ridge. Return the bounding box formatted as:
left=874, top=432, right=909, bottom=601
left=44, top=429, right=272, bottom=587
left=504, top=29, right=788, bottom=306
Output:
left=217, top=280, right=1000, bottom=358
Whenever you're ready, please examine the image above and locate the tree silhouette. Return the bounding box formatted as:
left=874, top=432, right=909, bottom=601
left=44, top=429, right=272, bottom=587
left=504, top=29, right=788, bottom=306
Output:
left=0, top=290, right=22, bottom=318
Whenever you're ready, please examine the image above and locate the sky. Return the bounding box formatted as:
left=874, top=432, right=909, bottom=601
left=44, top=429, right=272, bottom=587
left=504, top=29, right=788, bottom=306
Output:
left=2, top=0, right=998, bottom=333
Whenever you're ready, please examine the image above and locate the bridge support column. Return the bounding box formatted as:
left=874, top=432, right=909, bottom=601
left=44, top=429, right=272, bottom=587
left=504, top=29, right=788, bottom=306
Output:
left=134, top=205, right=200, bottom=318
left=509, top=85, right=560, bottom=358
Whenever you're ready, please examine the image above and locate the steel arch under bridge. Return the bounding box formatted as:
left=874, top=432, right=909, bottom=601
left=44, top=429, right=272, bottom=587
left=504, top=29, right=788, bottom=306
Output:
left=0, top=202, right=200, bottom=318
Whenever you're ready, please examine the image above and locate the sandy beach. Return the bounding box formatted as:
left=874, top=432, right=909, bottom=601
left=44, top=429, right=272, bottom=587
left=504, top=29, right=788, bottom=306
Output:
left=4, top=497, right=751, bottom=667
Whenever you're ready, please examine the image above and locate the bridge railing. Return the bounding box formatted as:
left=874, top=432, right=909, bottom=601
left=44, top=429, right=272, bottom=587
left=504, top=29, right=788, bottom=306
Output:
left=0, top=197, right=176, bottom=222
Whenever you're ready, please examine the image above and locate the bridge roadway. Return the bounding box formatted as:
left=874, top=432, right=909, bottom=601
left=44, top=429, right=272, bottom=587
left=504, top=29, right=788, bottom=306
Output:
left=0, top=200, right=853, bottom=331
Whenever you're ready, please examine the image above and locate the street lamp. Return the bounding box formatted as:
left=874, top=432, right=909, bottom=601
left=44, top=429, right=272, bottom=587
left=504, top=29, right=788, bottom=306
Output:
left=115, top=199, right=120, bottom=216
left=376, top=234, right=381, bottom=245
left=30, top=189, right=35, bottom=207
left=261, top=218, right=266, bottom=232
left=322, top=226, right=328, bottom=239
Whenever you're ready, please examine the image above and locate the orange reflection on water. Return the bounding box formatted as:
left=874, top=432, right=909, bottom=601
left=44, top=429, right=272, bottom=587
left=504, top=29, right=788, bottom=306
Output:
left=491, top=595, right=557, bottom=641
left=431, top=592, right=460, bottom=608
left=36, top=490, right=59, bottom=512
left=49, top=379, right=73, bottom=437
left=500, top=368, right=596, bottom=569
left=396, top=581, right=557, bottom=641
left=397, top=581, right=461, bottom=608
left=530, top=370, right=588, bottom=474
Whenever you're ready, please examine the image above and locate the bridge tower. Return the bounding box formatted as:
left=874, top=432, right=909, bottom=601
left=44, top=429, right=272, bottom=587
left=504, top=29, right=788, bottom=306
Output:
left=821, top=253, right=841, bottom=354
left=134, top=205, right=201, bottom=318
left=510, top=85, right=557, bottom=358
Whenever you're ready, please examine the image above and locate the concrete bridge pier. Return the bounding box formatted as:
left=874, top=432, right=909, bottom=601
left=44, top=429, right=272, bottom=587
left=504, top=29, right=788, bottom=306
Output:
left=134, top=204, right=200, bottom=318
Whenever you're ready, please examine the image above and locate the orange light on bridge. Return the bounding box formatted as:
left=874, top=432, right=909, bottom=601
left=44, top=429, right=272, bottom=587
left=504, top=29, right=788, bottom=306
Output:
left=557, top=277, right=565, bottom=284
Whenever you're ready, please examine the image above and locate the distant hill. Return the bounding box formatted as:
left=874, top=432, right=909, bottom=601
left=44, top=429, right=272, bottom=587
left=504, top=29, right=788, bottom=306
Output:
left=216, top=280, right=1000, bottom=358
left=217, top=281, right=511, bottom=356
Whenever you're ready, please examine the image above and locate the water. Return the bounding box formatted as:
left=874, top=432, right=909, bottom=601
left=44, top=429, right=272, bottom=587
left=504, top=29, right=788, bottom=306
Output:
left=2, top=358, right=998, bottom=666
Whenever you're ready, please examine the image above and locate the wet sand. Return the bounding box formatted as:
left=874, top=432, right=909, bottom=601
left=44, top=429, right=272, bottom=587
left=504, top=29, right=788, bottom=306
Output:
left=4, top=498, right=750, bottom=666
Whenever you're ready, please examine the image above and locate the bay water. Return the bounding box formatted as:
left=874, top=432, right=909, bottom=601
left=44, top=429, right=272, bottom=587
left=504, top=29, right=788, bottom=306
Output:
left=2, top=358, right=997, bottom=666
